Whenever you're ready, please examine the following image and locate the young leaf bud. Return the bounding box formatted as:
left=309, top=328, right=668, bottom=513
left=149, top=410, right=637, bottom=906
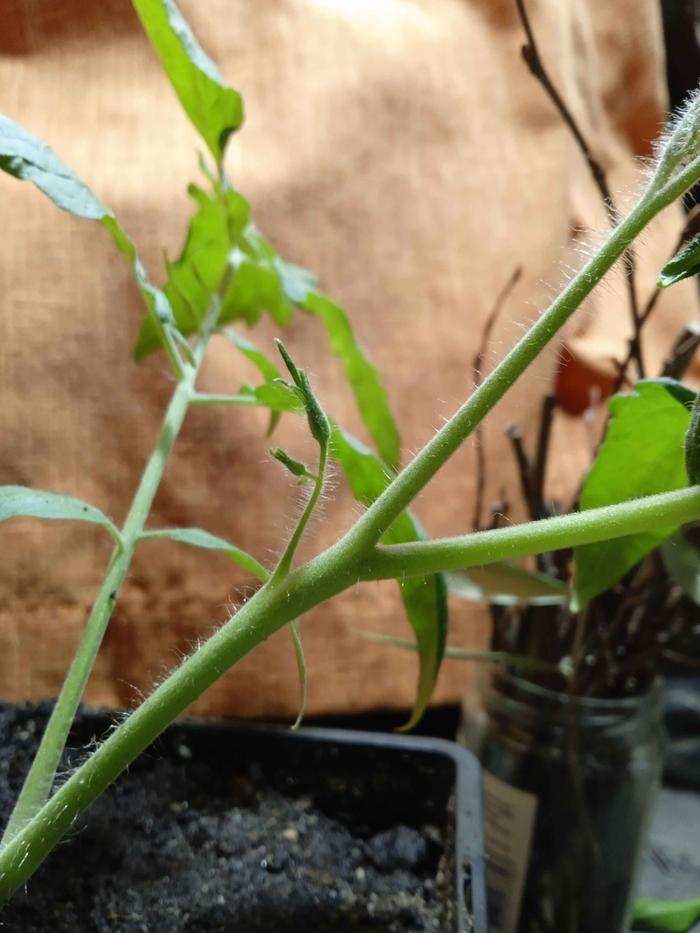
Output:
left=275, top=339, right=303, bottom=390
left=270, top=448, right=315, bottom=481
left=300, top=372, right=331, bottom=447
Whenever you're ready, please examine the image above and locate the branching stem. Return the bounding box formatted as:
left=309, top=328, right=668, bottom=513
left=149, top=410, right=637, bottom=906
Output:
left=2, top=485, right=700, bottom=901
left=1, top=135, right=700, bottom=906
left=272, top=442, right=329, bottom=580
left=0, top=296, right=221, bottom=849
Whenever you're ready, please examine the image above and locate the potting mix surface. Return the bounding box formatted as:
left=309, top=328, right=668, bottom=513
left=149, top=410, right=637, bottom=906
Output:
left=0, top=705, right=457, bottom=932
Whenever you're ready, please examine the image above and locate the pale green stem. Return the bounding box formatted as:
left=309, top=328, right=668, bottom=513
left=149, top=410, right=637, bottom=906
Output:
left=3, top=486, right=700, bottom=902
left=329, top=157, right=700, bottom=562
left=0, top=308, right=218, bottom=848
left=355, top=488, right=700, bottom=580
left=191, top=393, right=260, bottom=406
left=269, top=432, right=329, bottom=727
left=161, top=324, right=187, bottom=381
left=363, top=632, right=562, bottom=674
left=2, top=154, right=700, bottom=902
left=272, top=441, right=329, bottom=580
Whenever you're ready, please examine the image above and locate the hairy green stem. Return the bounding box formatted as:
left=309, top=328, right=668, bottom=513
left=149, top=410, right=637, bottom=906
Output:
left=0, top=572, right=329, bottom=903
left=356, top=487, right=700, bottom=580
left=272, top=442, right=329, bottom=580
left=2, top=152, right=700, bottom=904
left=2, top=485, right=699, bottom=901
left=330, top=156, right=700, bottom=561
left=0, top=306, right=218, bottom=848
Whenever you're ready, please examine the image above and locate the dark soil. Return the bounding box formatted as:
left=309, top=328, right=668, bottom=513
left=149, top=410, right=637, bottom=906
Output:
left=0, top=704, right=460, bottom=932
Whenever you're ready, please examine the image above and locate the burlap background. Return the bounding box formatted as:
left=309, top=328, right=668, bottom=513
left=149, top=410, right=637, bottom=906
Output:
left=0, top=0, right=697, bottom=718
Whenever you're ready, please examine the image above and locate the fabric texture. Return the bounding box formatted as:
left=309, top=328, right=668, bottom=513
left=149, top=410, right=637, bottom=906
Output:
left=0, top=0, right=696, bottom=717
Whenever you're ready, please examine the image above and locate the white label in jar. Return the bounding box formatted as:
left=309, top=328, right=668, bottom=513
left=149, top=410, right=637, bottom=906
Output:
left=482, top=770, right=538, bottom=933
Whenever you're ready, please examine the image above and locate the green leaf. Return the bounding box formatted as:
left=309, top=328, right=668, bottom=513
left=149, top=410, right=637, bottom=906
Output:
left=661, top=531, right=700, bottom=605
left=658, top=233, right=700, bottom=287
left=138, top=527, right=268, bottom=580
left=633, top=896, right=700, bottom=932
left=131, top=0, right=243, bottom=166
left=276, top=340, right=331, bottom=448
left=239, top=382, right=305, bottom=414
left=289, top=622, right=307, bottom=731
left=137, top=211, right=308, bottom=358
left=224, top=329, right=283, bottom=434
left=0, top=113, right=177, bottom=355
left=446, top=563, right=567, bottom=606
left=330, top=426, right=447, bottom=728
left=224, top=329, right=281, bottom=383
left=220, top=228, right=298, bottom=328
left=201, top=370, right=440, bottom=726
left=270, top=448, right=316, bottom=481
left=134, top=184, right=249, bottom=359
left=103, top=215, right=176, bottom=344
left=573, top=381, right=692, bottom=609
left=0, top=486, right=120, bottom=543
left=274, top=258, right=317, bottom=303
left=651, top=377, right=697, bottom=410
left=0, top=114, right=108, bottom=219
left=302, top=292, right=401, bottom=472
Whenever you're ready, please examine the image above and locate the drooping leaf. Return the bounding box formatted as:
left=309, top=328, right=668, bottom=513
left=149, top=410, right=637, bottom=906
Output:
left=131, top=0, right=243, bottom=166
left=103, top=216, right=175, bottom=343
left=302, top=292, right=401, bottom=472
left=330, top=426, right=447, bottom=728
left=0, top=114, right=108, bottom=219
left=0, top=113, right=176, bottom=351
left=138, top=527, right=268, bottom=580
left=0, top=486, right=120, bottom=543
left=633, top=896, right=700, bottom=933
left=446, top=563, right=567, bottom=606
left=658, top=233, right=700, bottom=288
left=661, top=531, right=700, bottom=606
left=289, top=621, right=307, bottom=731
left=192, top=373, right=444, bottom=726
left=573, top=380, right=693, bottom=609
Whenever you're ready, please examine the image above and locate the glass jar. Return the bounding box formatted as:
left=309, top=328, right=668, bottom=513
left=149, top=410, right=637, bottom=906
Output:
left=458, top=670, right=665, bottom=933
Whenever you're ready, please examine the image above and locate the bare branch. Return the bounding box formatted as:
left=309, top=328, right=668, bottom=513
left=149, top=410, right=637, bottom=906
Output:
left=515, top=0, right=644, bottom=378
left=471, top=267, right=522, bottom=530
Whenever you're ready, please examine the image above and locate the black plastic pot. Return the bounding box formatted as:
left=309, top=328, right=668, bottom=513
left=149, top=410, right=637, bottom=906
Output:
left=0, top=705, right=487, bottom=932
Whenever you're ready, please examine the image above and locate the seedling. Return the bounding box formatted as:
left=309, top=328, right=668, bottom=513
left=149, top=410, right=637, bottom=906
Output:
left=1, top=0, right=700, bottom=906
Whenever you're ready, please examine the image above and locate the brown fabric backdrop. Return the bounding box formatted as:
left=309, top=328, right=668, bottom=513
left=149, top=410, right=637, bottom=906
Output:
left=0, top=0, right=697, bottom=718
